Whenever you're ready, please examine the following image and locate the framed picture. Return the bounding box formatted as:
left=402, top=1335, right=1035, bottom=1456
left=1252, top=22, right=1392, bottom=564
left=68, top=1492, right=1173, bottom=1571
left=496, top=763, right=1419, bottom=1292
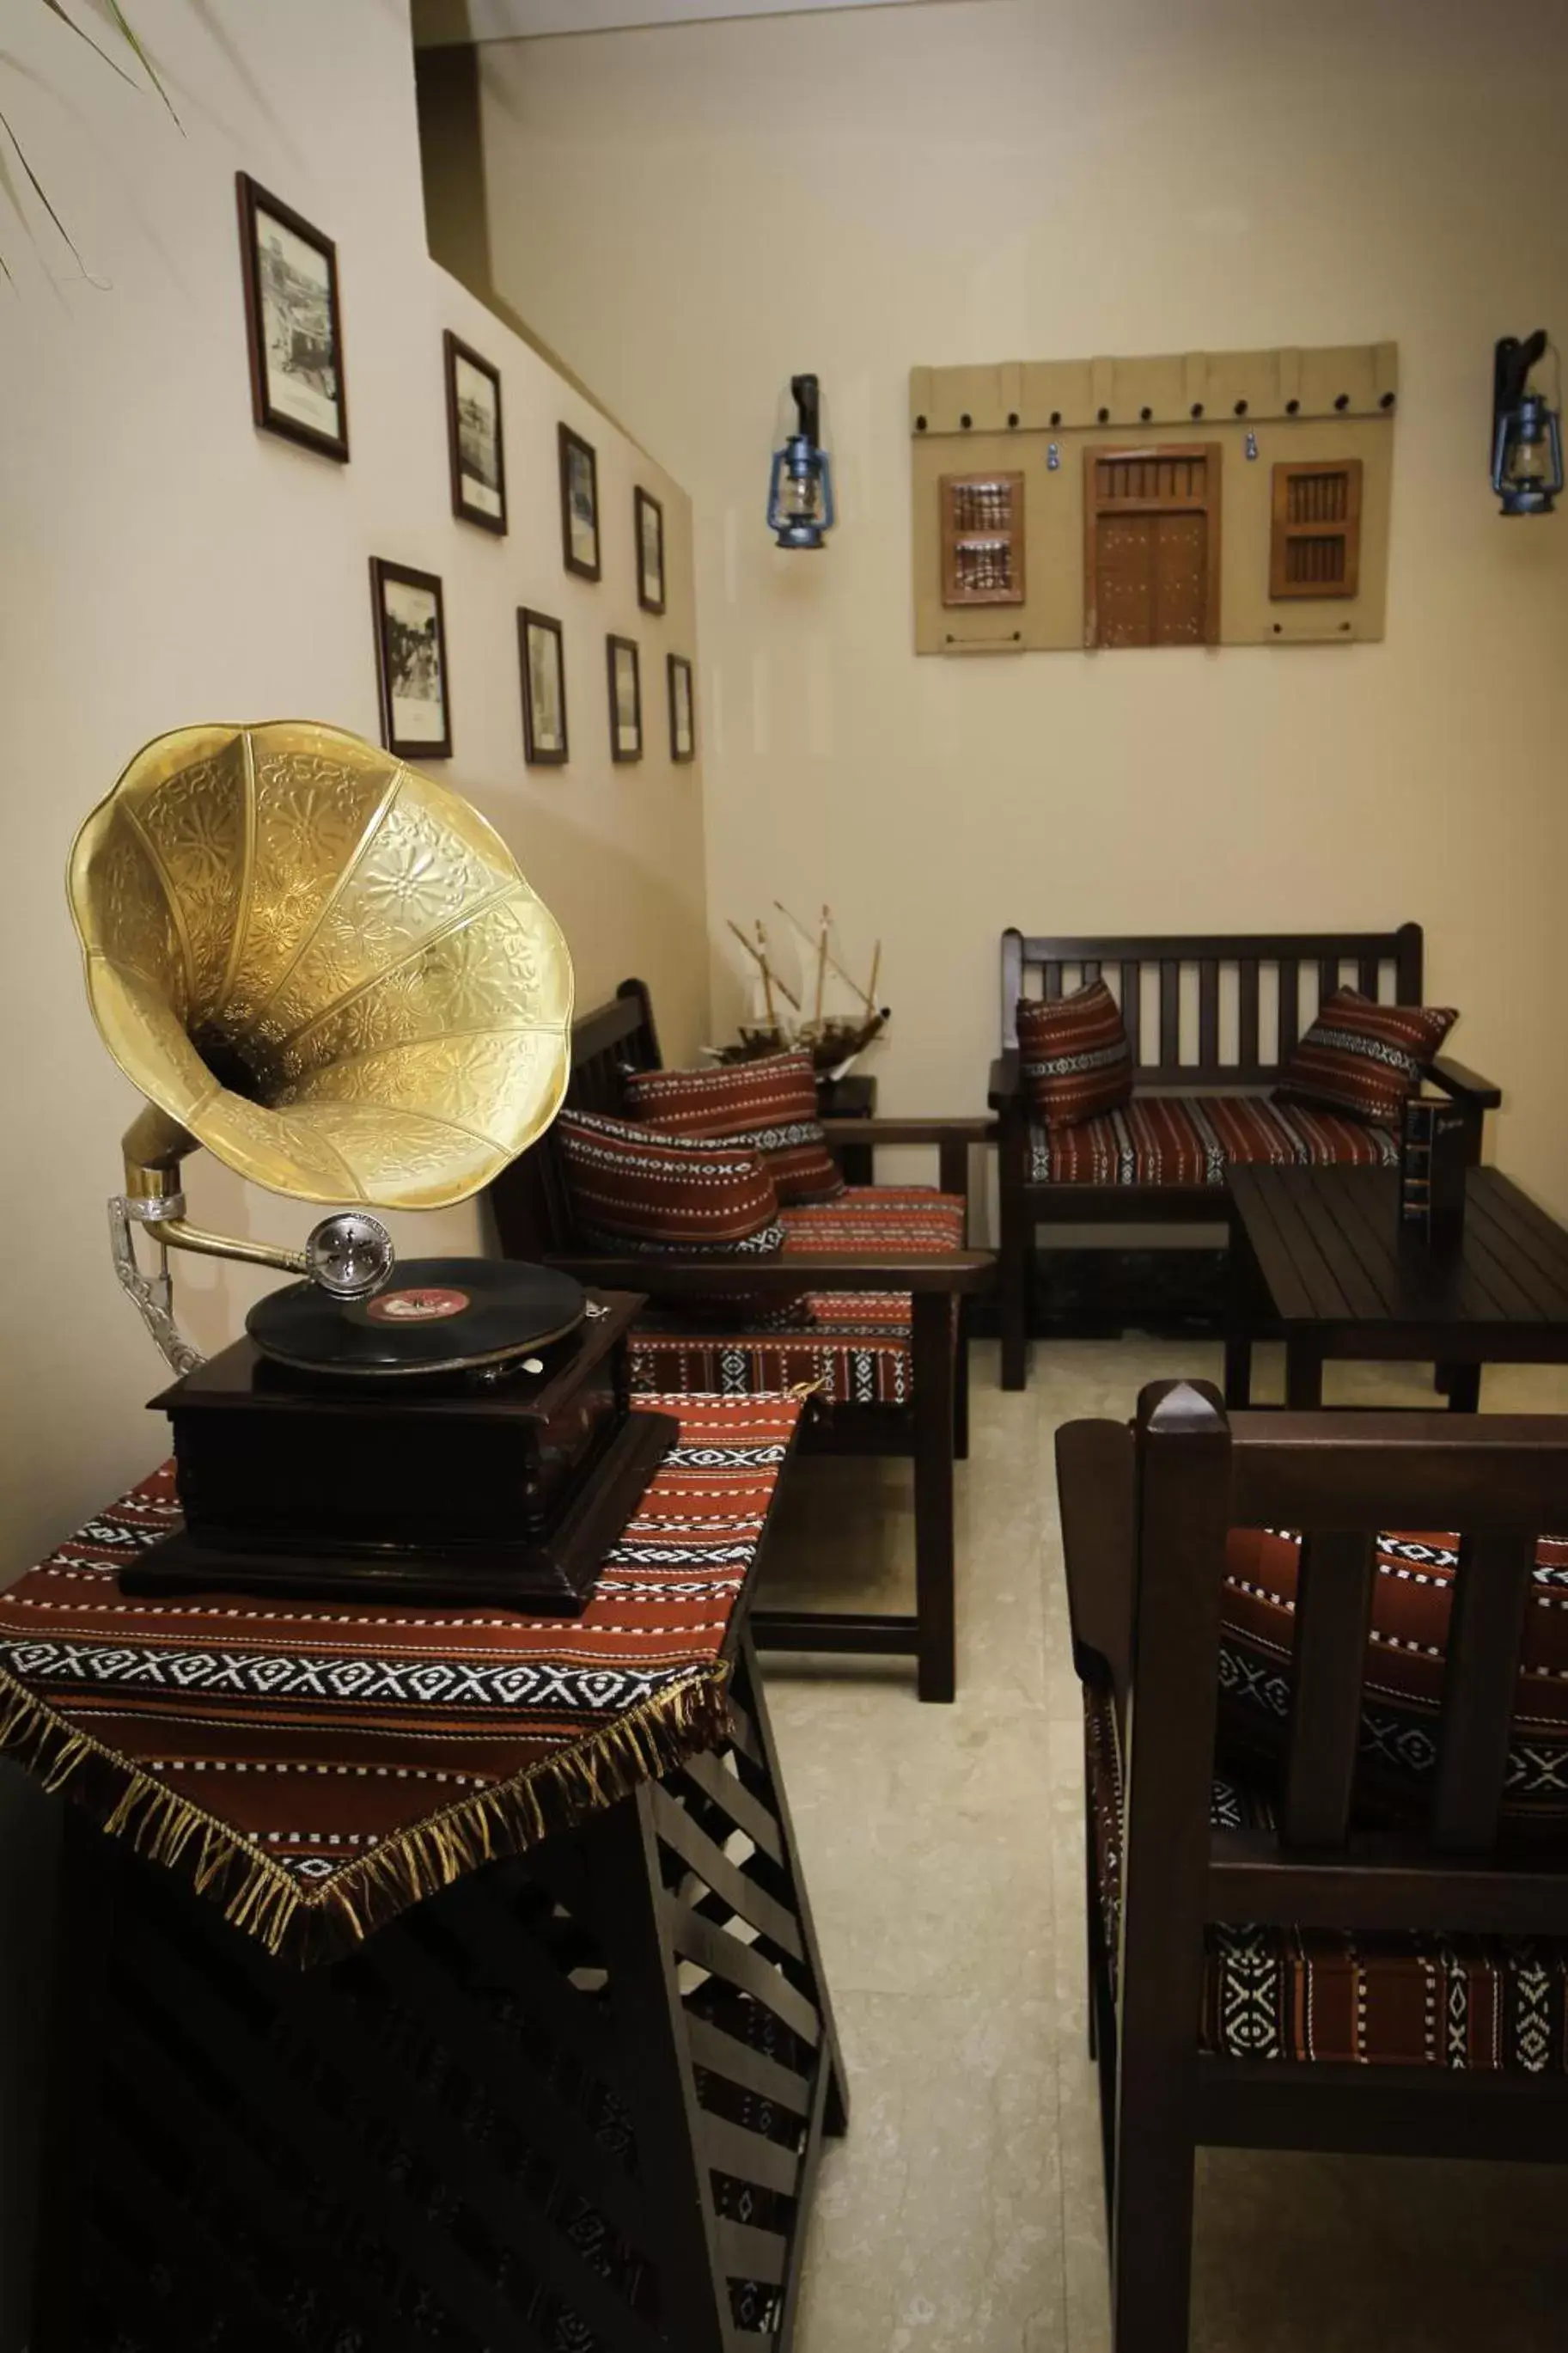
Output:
left=558, top=424, right=601, bottom=580
left=667, top=653, right=695, bottom=762
left=606, top=634, right=642, bottom=762
left=444, top=332, right=506, bottom=533
left=370, top=559, right=452, bottom=760
left=635, top=486, right=666, bottom=614
left=518, top=608, right=569, bottom=766
left=236, top=172, right=348, bottom=461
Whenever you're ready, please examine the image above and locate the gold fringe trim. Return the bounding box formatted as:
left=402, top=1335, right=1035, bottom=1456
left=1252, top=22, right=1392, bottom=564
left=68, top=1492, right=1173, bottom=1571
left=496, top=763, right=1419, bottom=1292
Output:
left=0, top=1656, right=730, bottom=1967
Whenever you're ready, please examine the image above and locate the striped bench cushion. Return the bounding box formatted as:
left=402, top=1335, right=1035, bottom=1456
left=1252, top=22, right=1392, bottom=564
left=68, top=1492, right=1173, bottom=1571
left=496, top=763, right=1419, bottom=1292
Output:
left=1029, top=1093, right=1399, bottom=1186
left=627, top=1186, right=966, bottom=1405
left=1084, top=1680, right=1568, bottom=2072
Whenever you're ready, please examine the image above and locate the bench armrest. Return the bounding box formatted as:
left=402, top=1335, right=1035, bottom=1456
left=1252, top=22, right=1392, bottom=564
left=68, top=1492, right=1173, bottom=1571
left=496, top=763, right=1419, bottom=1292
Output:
left=819, top=1115, right=995, bottom=1147
left=546, top=1250, right=995, bottom=1298
left=988, top=1052, right=1022, bottom=1113
left=1425, top=1056, right=1504, bottom=1113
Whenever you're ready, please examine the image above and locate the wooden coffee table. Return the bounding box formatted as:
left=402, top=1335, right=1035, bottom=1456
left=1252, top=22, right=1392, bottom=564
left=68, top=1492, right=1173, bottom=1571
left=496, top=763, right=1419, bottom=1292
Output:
left=1225, top=1164, right=1568, bottom=1411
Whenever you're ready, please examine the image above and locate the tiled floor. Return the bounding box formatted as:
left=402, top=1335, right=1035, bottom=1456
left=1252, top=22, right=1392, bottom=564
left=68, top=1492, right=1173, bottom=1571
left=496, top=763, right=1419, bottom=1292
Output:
left=757, top=1337, right=1568, bottom=2353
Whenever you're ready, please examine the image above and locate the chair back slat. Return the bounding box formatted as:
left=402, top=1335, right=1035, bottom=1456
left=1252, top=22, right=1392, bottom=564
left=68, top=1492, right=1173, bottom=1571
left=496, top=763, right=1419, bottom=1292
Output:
left=1280, top=1530, right=1380, bottom=1849
left=1197, top=962, right=1220, bottom=1069
left=1120, top=960, right=1142, bottom=1065
left=1430, top=1530, right=1540, bottom=1852
left=1158, top=959, right=1181, bottom=1066
left=1002, top=926, right=1421, bottom=1086
left=1102, top=1392, right=1568, bottom=1953
left=1276, top=958, right=1301, bottom=1061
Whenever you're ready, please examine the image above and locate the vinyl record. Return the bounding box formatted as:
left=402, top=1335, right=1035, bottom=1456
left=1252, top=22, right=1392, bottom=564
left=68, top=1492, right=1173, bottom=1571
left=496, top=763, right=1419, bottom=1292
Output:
left=247, top=1258, right=587, bottom=1376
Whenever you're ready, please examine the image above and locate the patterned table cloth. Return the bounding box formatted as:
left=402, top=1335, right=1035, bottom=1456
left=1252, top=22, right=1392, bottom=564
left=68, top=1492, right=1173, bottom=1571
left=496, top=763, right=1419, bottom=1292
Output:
left=0, top=1393, right=800, bottom=1965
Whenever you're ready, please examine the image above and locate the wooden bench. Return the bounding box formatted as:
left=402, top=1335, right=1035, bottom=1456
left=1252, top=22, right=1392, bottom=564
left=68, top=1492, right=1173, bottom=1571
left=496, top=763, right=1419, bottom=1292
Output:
left=487, top=981, right=994, bottom=1702
left=990, top=923, right=1501, bottom=1390
left=1058, top=1382, right=1568, bottom=2351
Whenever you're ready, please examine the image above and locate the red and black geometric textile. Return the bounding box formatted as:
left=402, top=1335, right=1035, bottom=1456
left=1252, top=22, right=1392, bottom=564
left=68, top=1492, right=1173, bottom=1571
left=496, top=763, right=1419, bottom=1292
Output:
left=1085, top=1678, right=1568, bottom=2071
left=1029, top=1092, right=1399, bottom=1185
left=1274, top=987, right=1458, bottom=1125
left=628, top=1187, right=968, bottom=1406
left=1221, top=1524, right=1568, bottom=1827
left=554, top=1108, right=784, bottom=1255
left=1017, top=981, right=1133, bottom=1128
left=623, top=1049, right=845, bottom=1204
left=0, top=1394, right=802, bottom=1963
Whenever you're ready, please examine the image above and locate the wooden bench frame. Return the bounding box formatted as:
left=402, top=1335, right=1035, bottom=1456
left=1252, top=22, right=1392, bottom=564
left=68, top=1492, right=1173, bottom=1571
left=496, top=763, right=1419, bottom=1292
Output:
left=487, top=981, right=994, bottom=1704
left=1058, top=1383, right=1568, bottom=2353
left=990, top=922, right=1502, bottom=1390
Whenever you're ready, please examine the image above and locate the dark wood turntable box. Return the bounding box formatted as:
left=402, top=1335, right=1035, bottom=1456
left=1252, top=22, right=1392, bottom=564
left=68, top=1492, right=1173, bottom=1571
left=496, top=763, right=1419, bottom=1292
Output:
left=131, top=1290, right=675, bottom=1611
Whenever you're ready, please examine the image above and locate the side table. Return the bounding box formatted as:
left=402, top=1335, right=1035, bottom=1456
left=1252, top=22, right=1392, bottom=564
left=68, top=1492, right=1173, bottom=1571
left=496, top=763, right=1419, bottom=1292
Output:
left=1226, top=1164, right=1568, bottom=1413
left=9, top=1396, right=845, bottom=2353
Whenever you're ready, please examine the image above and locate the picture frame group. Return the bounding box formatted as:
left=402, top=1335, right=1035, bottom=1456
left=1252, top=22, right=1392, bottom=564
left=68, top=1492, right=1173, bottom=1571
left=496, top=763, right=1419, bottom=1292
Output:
left=237, top=172, right=696, bottom=778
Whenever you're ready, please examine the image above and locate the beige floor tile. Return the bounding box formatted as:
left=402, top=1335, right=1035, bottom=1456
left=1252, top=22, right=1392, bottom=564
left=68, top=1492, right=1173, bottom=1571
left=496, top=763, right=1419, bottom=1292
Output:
left=794, top=1989, right=1069, bottom=2353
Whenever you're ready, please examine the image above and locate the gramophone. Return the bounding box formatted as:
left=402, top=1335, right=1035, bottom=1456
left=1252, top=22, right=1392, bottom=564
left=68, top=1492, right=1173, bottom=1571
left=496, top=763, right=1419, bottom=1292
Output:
left=69, top=720, right=674, bottom=1607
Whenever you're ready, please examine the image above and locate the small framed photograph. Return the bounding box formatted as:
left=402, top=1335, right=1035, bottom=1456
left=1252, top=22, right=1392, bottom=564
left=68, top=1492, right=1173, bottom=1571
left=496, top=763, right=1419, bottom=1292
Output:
left=519, top=608, right=569, bottom=766
left=606, top=634, right=642, bottom=762
left=667, top=653, right=695, bottom=762
left=444, top=331, right=506, bottom=533
left=558, top=424, right=601, bottom=580
left=370, top=559, right=452, bottom=760
left=236, top=172, right=348, bottom=461
left=635, top=486, right=666, bottom=614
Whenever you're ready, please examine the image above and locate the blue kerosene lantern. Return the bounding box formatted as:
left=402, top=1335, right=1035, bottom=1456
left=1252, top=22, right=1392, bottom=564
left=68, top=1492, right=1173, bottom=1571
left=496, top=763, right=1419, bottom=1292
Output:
left=1492, top=332, right=1563, bottom=516
left=767, top=374, right=836, bottom=549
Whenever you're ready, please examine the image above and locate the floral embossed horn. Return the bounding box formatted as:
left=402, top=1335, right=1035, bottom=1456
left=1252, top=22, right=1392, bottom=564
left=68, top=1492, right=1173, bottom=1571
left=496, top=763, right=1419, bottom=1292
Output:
left=67, top=721, right=574, bottom=1370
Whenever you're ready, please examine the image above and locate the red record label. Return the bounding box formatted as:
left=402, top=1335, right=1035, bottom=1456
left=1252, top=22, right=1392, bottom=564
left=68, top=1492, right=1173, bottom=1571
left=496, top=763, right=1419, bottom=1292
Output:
left=364, top=1287, right=471, bottom=1324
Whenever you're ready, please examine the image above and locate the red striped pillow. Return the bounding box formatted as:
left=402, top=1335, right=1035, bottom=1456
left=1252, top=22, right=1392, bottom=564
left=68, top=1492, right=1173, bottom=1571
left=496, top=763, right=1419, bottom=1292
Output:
left=1274, top=989, right=1456, bottom=1124
left=1017, top=981, right=1133, bottom=1128
left=622, top=1050, right=844, bottom=1204
left=556, top=1109, right=784, bottom=1256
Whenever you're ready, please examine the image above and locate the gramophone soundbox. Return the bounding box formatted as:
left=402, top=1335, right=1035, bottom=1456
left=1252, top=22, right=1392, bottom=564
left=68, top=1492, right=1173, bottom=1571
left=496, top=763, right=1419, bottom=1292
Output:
left=127, top=1284, right=678, bottom=1612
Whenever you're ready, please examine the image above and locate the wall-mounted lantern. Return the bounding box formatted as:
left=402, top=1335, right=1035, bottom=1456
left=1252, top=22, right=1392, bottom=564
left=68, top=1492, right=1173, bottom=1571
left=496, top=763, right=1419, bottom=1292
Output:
left=1492, top=332, right=1562, bottom=516
left=767, top=374, right=835, bottom=549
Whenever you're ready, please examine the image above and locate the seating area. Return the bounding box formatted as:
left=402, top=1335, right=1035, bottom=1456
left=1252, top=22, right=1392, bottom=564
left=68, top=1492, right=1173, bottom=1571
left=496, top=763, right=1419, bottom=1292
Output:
left=6, top=7, right=1566, bottom=2353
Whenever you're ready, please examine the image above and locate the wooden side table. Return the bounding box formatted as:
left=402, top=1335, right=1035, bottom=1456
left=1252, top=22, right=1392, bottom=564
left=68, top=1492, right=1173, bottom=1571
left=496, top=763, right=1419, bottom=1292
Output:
left=32, top=1634, right=845, bottom=2353
left=1226, top=1164, right=1568, bottom=1412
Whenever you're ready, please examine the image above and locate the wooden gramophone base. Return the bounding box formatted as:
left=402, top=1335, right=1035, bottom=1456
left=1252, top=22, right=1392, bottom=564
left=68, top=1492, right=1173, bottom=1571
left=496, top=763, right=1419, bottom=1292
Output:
left=125, top=1289, right=675, bottom=1612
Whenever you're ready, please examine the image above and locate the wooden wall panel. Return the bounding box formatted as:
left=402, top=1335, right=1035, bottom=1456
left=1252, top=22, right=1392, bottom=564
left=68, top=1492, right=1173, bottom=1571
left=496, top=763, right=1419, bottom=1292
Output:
left=911, top=343, right=1396, bottom=653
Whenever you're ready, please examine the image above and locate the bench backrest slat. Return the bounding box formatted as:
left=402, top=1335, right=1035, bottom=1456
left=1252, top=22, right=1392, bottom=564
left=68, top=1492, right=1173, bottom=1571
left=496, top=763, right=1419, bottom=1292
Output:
left=1003, top=923, right=1424, bottom=1087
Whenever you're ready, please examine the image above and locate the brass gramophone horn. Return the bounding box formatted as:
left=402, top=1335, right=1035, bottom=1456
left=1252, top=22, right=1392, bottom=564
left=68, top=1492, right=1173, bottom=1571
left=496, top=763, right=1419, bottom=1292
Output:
left=68, top=721, right=573, bottom=1371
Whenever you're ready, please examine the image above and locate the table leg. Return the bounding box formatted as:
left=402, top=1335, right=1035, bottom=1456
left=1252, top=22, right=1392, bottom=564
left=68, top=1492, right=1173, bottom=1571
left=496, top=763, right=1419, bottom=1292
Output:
left=1285, top=1340, right=1325, bottom=1410
left=1443, top=1361, right=1482, bottom=1413
left=1224, top=1210, right=1256, bottom=1409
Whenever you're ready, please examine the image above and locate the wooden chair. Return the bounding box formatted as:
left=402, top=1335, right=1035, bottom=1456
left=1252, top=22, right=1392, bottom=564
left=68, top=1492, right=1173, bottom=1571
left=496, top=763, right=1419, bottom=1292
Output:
left=991, top=923, right=1501, bottom=1390
left=488, top=981, right=994, bottom=1703
left=1057, top=1382, right=1568, bottom=2353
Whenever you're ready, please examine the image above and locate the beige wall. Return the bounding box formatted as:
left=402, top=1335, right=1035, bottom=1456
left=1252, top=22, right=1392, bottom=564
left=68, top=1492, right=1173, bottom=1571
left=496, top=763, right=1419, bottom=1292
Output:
left=0, top=0, right=707, bottom=1573
left=0, top=9, right=704, bottom=2331
left=471, top=0, right=1568, bottom=1217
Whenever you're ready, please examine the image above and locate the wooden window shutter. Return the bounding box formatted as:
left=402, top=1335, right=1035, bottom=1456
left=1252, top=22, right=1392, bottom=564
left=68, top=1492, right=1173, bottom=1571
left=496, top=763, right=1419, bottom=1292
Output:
left=1083, top=443, right=1222, bottom=649
left=1270, top=460, right=1364, bottom=600
left=940, top=473, right=1025, bottom=606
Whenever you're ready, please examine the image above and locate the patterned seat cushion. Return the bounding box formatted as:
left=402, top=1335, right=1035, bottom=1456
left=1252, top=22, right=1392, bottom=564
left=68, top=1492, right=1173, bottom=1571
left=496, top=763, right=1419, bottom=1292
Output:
left=1221, top=1525, right=1568, bottom=1827
left=1084, top=1680, right=1568, bottom=2072
left=1028, top=1092, right=1399, bottom=1185
left=622, top=1050, right=845, bottom=1204
left=627, top=1185, right=966, bottom=1405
